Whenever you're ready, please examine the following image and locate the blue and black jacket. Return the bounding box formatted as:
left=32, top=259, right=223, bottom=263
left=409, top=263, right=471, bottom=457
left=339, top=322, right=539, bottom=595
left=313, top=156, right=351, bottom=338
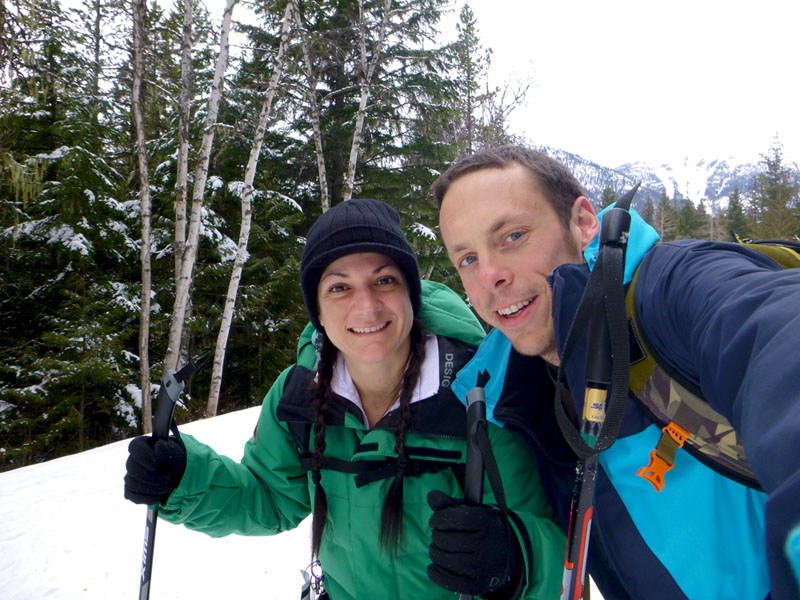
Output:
left=453, top=211, right=800, bottom=599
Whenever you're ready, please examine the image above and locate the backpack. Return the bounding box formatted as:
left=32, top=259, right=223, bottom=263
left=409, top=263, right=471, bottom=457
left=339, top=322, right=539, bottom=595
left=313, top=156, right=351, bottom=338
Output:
left=629, top=238, right=800, bottom=492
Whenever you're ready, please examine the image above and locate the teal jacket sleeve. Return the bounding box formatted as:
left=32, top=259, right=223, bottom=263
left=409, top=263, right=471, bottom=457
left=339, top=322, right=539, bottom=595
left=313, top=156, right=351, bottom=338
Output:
left=158, top=366, right=311, bottom=536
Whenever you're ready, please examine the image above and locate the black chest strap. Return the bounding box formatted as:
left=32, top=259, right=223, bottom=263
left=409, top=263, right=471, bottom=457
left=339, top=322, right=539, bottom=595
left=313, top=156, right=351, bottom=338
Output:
left=298, top=454, right=466, bottom=489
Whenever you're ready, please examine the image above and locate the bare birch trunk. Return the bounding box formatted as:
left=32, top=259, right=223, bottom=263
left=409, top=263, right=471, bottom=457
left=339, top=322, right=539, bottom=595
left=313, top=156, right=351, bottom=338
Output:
left=132, top=0, right=153, bottom=433
left=342, top=84, right=370, bottom=203
left=292, top=0, right=329, bottom=212
left=341, top=0, right=392, bottom=202
left=164, top=0, right=239, bottom=371
left=205, top=0, right=294, bottom=417
left=175, top=0, right=193, bottom=281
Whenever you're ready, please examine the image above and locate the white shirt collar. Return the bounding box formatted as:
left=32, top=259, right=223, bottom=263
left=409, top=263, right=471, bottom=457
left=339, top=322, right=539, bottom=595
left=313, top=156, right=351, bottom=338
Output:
left=330, top=334, right=440, bottom=427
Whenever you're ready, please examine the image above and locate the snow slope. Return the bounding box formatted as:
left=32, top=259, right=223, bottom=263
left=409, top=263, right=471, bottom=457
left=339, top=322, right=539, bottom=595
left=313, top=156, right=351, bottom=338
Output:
left=1, top=407, right=311, bottom=600
left=1, top=406, right=602, bottom=599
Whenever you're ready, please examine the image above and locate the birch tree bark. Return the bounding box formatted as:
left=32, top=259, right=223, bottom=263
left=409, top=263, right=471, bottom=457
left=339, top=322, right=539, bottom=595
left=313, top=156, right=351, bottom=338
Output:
left=341, top=0, right=392, bottom=202
left=205, top=0, right=294, bottom=417
left=175, top=0, right=193, bottom=281
left=164, top=0, right=239, bottom=371
left=292, top=0, right=329, bottom=212
left=132, top=0, right=153, bottom=433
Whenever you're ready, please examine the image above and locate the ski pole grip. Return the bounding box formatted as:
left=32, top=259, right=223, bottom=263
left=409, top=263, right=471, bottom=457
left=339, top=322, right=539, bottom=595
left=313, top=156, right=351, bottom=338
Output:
left=152, top=362, right=196, bottom=440
left=460, top=384, right=487, bottom=600
left=599, top=181, right=638, bottom=248
left=598, top=207, right=631, bottom=248
left=464, top=386, right=487, bottom=504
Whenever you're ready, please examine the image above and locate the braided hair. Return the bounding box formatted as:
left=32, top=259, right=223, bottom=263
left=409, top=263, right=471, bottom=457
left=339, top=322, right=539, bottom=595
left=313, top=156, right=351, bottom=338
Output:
left=309, top=319, right=427, bottom=557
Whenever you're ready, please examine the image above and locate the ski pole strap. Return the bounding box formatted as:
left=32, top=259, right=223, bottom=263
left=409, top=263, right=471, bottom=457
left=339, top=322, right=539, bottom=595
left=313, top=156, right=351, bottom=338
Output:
left=474, top=419, right=527, bottom=598
left=554, top=186, right=638, bottom=458
left=554, top=227, right=629, bottom=457
left=474, top=419, right=509, bottom=515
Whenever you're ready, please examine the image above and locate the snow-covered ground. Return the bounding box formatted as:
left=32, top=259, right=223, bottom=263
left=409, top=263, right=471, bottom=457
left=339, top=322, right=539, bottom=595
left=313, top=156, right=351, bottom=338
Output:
left=1, top=406, right=602, bottom=599
left=1, top=407, right=312, bottom=600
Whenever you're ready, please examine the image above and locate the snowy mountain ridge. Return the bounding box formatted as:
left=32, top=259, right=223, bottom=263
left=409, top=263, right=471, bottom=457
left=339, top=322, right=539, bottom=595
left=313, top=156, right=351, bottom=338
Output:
left=540, top=146, right=760, bottom=211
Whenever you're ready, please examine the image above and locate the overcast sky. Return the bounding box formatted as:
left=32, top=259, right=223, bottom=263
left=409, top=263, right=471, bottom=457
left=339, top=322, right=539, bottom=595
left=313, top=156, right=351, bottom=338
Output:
left=457, top=0, right=800, bottom=167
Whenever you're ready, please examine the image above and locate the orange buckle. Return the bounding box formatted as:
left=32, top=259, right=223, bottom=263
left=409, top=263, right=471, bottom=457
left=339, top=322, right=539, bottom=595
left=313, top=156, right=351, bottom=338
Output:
left=637, top=450, right=672, bottom=491
left=636, top=421, right=690, bottom=492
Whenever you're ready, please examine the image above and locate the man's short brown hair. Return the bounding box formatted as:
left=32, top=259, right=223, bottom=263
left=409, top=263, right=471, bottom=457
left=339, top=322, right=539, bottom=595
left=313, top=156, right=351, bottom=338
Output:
left=432, top=145, right=586, bottom=231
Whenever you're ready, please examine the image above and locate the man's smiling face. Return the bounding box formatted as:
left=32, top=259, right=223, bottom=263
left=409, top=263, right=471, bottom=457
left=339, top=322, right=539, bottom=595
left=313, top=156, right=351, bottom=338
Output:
left=439, top=163, right=596, bottom=363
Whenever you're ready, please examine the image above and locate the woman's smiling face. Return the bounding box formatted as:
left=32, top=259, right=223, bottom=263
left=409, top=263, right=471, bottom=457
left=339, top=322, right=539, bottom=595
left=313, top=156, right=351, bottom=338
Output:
left=317, top=252, right=413, bottom=368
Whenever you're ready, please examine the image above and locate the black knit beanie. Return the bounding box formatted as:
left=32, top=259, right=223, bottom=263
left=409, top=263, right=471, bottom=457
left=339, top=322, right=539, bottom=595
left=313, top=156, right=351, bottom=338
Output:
left=300, top=198, right=421, bottom=332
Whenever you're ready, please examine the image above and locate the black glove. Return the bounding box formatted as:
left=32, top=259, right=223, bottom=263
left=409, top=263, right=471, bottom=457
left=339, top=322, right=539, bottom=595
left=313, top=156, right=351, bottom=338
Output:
left=427, top=489, right=522, bottom=597
left=124, top=435, right=187, bottom=505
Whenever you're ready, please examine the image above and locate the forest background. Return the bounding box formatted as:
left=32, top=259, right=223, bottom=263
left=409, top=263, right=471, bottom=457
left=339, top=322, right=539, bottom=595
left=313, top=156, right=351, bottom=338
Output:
left=1, top=0, right=798, bottom=471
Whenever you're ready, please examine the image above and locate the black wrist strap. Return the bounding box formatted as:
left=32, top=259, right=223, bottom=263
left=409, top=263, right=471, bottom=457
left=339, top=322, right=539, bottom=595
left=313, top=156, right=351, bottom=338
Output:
left=475, top=421, right=525, bottom=597
left=474, top=421, right=508, bottom=515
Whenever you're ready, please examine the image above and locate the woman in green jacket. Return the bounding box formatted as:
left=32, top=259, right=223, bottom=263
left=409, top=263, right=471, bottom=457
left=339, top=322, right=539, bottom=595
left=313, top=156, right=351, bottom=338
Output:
left=124, top=199, right=564, bottom=599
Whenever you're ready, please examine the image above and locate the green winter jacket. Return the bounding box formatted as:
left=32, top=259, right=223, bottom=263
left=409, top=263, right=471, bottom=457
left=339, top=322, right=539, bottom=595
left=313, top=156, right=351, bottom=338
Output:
left=159, top=280, right=565, bottom=599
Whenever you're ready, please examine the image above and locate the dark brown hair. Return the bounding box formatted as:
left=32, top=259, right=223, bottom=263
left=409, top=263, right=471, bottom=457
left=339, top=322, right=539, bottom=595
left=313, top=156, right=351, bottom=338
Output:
left=431, top=144, right=586, bottom=231
left=310, top=321, right=427, bottom=557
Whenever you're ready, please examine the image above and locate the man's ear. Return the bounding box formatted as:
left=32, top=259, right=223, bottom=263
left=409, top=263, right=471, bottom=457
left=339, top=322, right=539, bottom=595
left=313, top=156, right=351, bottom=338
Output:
left=570, top=196, right=599, bottom=251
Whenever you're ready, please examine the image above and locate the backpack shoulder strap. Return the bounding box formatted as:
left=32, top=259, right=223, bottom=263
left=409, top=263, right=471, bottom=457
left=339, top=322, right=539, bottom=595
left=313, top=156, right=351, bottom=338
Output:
left=279, top=366, right=469, bottom=490
left=625, top=262, right=762, bottom=491
left=739, top=239, right=800, bottom=269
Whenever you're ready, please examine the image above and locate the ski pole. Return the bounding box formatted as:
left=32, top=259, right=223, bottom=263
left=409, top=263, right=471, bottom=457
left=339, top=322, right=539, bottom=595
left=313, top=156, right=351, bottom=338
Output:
left=461, top=370, right=489, bottom=600
left=139, top=361, right=196, bottom=600
left=560, top=311, right=610, bottom=600
left=559, top=191, right=635, bottom=600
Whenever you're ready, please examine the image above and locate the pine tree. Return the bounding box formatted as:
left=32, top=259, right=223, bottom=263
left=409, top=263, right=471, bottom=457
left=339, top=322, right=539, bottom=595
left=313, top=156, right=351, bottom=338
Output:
left=0, top=0, right=140, bottom=468
left=640, top=195, right=655, bottom=227
left=748, top=139, right=800, bottom=240
left=599, top=187, right=618, bottom=209
left=441, top=3, right=529, bottom=159
left=450, top=3, right=489, bottom=157
left=726, top=186, right=750, bottom=240
left=704, top=197, right=726, bottom=241
left=677, top=199, right=702, bottom=239
left=695, top=199, right=711, bottom=239
left=654, top=191, right=678, bottom=241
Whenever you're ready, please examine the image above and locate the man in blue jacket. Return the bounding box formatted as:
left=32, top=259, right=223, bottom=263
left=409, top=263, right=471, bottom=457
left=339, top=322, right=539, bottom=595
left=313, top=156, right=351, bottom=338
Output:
left=433, top=144, right=800, bottom=599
